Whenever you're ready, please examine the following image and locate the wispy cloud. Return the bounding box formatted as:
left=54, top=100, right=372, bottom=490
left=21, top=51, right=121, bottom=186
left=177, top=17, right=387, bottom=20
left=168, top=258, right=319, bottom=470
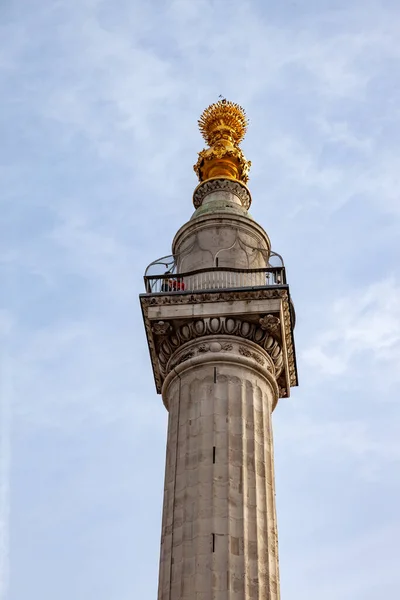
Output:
left=2, top=0, right=400, bottom=598
left=302, top=276, right=400, bottom=378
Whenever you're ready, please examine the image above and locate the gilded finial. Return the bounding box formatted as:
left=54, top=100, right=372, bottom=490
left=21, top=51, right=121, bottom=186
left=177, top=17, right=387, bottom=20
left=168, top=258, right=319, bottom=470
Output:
left=194, top=99, right=251, bottom=184
left=198, top=99, right=248, bottom=146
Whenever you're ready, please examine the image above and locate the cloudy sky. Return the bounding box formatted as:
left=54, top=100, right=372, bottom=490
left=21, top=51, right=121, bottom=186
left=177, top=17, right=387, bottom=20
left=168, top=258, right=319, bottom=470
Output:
left=1, top=0, right=400, bottom=598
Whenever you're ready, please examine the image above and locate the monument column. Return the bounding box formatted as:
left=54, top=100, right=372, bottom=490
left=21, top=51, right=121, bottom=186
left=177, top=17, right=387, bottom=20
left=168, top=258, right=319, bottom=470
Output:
left=158, top=336, right=281, bottom=600
left=140, top=100, right=298, bottom=600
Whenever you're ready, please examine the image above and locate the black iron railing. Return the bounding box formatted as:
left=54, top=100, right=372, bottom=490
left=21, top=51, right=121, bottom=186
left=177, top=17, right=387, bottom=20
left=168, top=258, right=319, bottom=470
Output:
left=144, top=266, right=286, bottom=294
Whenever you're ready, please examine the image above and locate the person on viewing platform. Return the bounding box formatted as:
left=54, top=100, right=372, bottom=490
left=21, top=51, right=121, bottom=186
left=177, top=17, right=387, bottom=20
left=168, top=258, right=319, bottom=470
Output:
left=169, top=277, right=185, bottom=291
left=160, top=271, right=185, bottom=292
left=161, top=271, right=171, bottom=292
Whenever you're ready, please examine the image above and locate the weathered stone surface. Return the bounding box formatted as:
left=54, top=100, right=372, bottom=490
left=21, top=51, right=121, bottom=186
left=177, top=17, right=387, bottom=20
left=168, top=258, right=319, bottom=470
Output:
left=173, top=212, right=271, bottom=274
left=157, top=340, right=280, bottom=600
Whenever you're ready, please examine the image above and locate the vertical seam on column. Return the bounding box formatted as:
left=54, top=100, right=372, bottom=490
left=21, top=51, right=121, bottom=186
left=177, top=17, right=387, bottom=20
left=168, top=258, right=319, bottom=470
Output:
left=263, top=388, right=272, bottom=598
left=264, top=389, right=279, bottom=599
left=261, top=386, right=268, bottom=600
left=183, top=376, right=195, bottom=599
left=253, top=384, right=260, bottom=600
left=211, top=366, right=217, bottom=597
left=194, top=369, right=212, bottom=597
left=270, top=412, right=281, bottom=600
left=242, top=380, right=249, bottom=600
left=168, top=369, right=182, bottom=600
left=178, top=374, right=190, bottom=599
left=227, top=376, right=232, bottom=598
left=258, top=384, right=269, bottom=600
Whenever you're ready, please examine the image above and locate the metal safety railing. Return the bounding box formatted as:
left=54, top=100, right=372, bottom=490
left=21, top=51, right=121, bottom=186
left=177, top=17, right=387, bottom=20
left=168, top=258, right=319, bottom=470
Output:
left=143, top=266, right=286, bottom=294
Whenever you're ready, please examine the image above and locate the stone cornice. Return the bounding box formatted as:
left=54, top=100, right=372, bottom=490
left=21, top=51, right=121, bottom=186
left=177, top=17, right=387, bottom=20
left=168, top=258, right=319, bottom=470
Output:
left=140, top=286, right=285, bottom=308
left=282, top=293, right=297, bottom=388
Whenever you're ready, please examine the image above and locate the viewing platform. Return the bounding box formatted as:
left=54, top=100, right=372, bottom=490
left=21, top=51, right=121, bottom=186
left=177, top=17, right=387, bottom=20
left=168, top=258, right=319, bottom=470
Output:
left=143, top=253, right=287, bottom=295
left=144, top=266, right=286, bottom=294
left=140, top=252, right=297, bottom=397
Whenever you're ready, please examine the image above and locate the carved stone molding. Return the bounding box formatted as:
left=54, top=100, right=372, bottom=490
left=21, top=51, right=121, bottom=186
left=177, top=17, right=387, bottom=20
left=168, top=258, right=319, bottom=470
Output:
left=153, top=316, right=283, bottom=379
left=198, top=341, right=233, bottom=353
left=192, top=178, right=252, bottom=210
left=259, top=314, right=280, bottom=335
left=168, top=336, right=274, bottom=376
left=282, top=298, right=297, bottom=387
left=141, top=287, right=286, bottom=308
left=152, top=321, right=171, bottom=336
left=169, top=338, right=235, bottom=370
left=239, top=345, right=265, bottom=366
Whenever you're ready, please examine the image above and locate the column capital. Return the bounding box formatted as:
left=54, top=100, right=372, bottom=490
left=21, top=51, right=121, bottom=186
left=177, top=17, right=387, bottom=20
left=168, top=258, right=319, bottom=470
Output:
left=161, top=335, right=280, bottom=411
left=140, top=286, right=297, bottom=402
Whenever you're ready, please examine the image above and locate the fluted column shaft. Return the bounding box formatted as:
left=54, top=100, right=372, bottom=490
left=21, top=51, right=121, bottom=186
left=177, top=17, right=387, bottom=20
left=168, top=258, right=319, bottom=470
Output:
left=157, top=338, right=280, bottom=600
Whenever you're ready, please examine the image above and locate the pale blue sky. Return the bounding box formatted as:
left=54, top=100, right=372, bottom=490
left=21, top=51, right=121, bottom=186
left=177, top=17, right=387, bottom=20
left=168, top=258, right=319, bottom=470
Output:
left=1, top=1, right=400, bottom=598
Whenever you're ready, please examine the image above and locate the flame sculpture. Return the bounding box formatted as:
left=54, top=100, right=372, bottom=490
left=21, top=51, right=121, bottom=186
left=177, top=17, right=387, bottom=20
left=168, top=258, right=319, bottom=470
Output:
left=194, top=99, right=251, bottom=184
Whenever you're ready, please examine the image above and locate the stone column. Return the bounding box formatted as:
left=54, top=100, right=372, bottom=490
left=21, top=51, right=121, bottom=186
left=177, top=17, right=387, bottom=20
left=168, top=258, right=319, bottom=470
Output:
left=157, top=336, right=280, bottom=600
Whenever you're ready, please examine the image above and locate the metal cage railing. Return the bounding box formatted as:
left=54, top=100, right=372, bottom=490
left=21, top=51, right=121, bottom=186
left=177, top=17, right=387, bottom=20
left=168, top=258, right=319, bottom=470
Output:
left=143, top=266, right=286, bottom=294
